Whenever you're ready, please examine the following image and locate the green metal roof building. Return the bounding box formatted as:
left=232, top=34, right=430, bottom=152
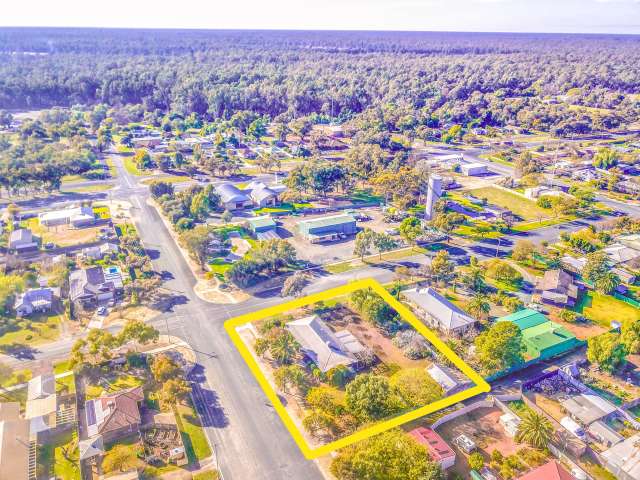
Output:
left=247, top=215, right=276, bottom=233
left=498, top=309, right=582, bottom=362
left=297, top=213, right=357, bottom=241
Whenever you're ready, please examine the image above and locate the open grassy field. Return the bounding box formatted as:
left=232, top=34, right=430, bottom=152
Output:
left=468, top=186, right=550, bottom=221
left=37, top=430, right=81, bottom=480
left=176, top=403, right=212, bottom=462
left=0, top=313, right=62, bottom=346
left=573, top=291, right=640, bottom=328
left=141, top=175, right=194, bottom=185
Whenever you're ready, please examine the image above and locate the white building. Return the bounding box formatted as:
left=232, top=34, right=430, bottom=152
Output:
left=14, top=288, right=56, bottom=317
left=460, top=162, right=488, bottom=176
left=8, top=228, right=37, bottom=252
left=39, top=206, right=95, bottom=228
left=402, top=287, right=476, bottom=335
left=427, top=364, right=470, bottom=395
left=601, top=433, right=640, bottom=480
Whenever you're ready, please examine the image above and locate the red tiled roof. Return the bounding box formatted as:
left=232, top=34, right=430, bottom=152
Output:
left=517, top=461, right=575, bottom=480
left=97, top=386, right=144, bottom=435
left=408, top=427, right=455, bottom=462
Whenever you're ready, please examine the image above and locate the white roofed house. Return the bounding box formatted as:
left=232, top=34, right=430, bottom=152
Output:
left=427, top=363, right=470, bottom=395
left=14, top=287, right=57, bottom=317
left=8, top=228, right=38, bottom=253
left=39, top=205, right=95, bottom=228
left=25, top=374, right=58, bottom=435
left=81, top=242, right=120, bottom=261
left=285, top=315, right=365, bottom=373
left=215, top=183, right=253, bottom=211
left=402, top=287, right=476, bottom=335
left=601, top=433, right=640, bottom=480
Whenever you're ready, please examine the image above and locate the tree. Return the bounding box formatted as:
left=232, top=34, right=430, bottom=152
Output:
left=587, top=332, right=627, bottom=373
left=281, top=271, right=308, bottom=298
left=331, top=429, right=444, bottom=480
left=180, top=226, right=212, bottom=269
left=399, top=216, right=422, bottom=250
left=0, top=274, right=24, bottom=312
left=594, top=271, right=620, bottom=295
left=353, top=228, right=375, bottom=260
left=582, top=250, right=610, bottom=285
left=269, top=330, right=300, bottom=365
left=221, top=209, right=233, bottom=223
left=133, top=149, right=153, bottom=170
left=373, top=232, right=397, bottom=259
left=515, top=411, right=554, bottom=449
left=390, top=368, right=443, bottom=407
left=150, top=354, right=182, bottom=383
left=102, top=444, right=138, bottom=473
left=468, top=452, right=485, bottom=471
left=511, top=240, right=535, bottom=263
left=160, top=378, right=191, bottom=408
left=118, top=319, right=159, bottom=346
left=149, top=180, right=174, bottom=198
left=486, top=259, right=522, bottom=285
left=474, top=321, right=525, bottom=374
left=345, top=374, right=400, bottom=421
left=432, top=212, right=464, bottom=241
left=430, top=250, right=456, bottom=286
left=621, top=319, right=640, bottom=354
left=593, top=147, right=619, bottom=170
left=467, top=293, right=491, bottom=322
left=274, top=364, right=308, bottom=393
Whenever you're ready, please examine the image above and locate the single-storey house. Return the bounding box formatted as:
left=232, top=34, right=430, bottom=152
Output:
left=601, top=433, right=640, bottom=480
left=560, top=392, right=617, bottom=426
left=427, top=364, right=470, bottom=395
left=524, top=186, right=565, bottom=199
left=216, top=182, right=286, bottom=211
left=81, top=242, right=119, bottom=260
left=246, top=181, right=286, bottom=208
left=28, top=374, right=56, bottom=401
left=285, top=315, right=362, bottom=372
left=602, top=243, right=640, bottom=265
left=69, top=266, right=123, bottom=304
left=86, top=386, right=144, bottom=443
left=39, top=206, right=95, bottom=228
left=246, top=216, right=279, bottom=240
left=131, top=137, right=162, bottom=149
left=26, top=393, right=58, bottom=435
left=588, top=419, right=624, bottom=448
left=0, top=402, right=30, bottom=480
left=297, top=213, right=357, bottom=243
left=14, top=287, right=56, bottom=317
left=8, top=228, right=38, bottom=253
left=79, top=435, right=105, bottom=463
left=408, top=427, right=456, bottom=470
left=535, top=269, right=579, bottom=307
left=402, top=287, right=476, bottom=335
left=497, top=309, right=582, bottom=362
left=460, top=162, right=488, bottom=176
left=515, top=460, right=574, bottom=480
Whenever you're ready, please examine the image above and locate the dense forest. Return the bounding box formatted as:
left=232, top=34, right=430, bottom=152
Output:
left=0, top=28, right=639, bottom=135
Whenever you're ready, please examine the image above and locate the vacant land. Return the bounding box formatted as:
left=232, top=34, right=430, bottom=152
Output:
left=24, top=217, right=101, bottom=247
left=469, top=186, right=551, bottom=221
left=0, top=313, right=62, bottom=346
left=574, top=291, right=640, bottom=328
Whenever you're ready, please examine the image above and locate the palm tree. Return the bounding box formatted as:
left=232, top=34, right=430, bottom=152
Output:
left=269, top=332, right=300, bottom=365
left=595, top=272, right=620, bottom=295
left=515, top=411, right=554, bottom=449
left=467, top=294, right=491, bottom=321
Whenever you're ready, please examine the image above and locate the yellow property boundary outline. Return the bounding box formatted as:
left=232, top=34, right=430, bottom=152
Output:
left=224, top=278, right=491, bottom=459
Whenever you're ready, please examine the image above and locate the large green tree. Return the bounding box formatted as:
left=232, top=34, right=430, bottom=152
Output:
left=515, top=411, right=555, bottom=449
left=474, top=321, right=525, bottom=374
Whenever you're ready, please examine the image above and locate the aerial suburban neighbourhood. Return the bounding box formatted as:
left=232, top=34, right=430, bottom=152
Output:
left=1, top=5, right=640, bottom=480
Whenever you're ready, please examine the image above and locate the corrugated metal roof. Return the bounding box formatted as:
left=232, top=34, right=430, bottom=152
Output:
left=297, top=213, right=356, bottom=230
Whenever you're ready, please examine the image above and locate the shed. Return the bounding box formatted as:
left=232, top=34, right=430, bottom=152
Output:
left=409, top=427, right=456, bottom=470
left=297, top=213, right=357, bottom=242
left=247, top=216, right=277, bottom=235
left=460, top=163, right=488, bottom=176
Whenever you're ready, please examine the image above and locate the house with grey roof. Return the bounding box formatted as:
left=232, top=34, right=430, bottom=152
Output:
left=601, top=433, right=640, bottom=480
left=216, top=182, right=286, bottom=210
left=81, top=242, right=119, bottom=260
left=561, top=392, right=617, bottom=426
left=8, top=228, right=38, bottom=253
left=69, top=266, right=122, bottom=305
left=39, top=206, right=95, bottom=228
left=402, top=287, right=476, bottom=335
left=427, top=364, right=470, bottom=395
left=535, top=269, right=579, bottom=307
left=285, top=315, right=363, bottom=373
left=216, top=183, right=253, bottom=210
left=14, top=287, right=56, bottom=317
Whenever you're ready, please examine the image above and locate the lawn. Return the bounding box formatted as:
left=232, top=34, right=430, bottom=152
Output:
left=92, top=205, right=111, bottom=220
left=512, top=216, right=573, bottom=232
left=85, top=373, right=146, bottom=400
left=0, top=368, right=32, bottom=388
left=193, top=471, right=220, bottom=480
left=209, top=257, right=233, bottom=279
left=38, top=430, right=81, bottom=480
left=253, top=202, right=313, bottom=216
left=573, top=291, right=640, bottom=328
left=123, top=156, right=146, bottom=176
left=349, top=189, right=384, bottom=204
left=141, top=175, right=194, bottom=185
left=61, top=183, right=115, bottom=193
left=468, top=186, right=550, bottom=221
left=453, top=223, right=502, bottom=240
left=0, top=313, right=62, bottom=346
left=325, top=246, right=427, bottom=274
left=176, top=403, right=212, bottom=462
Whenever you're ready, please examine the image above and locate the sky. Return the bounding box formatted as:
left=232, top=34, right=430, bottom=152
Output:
left=2, top=0, right=640, bottom=34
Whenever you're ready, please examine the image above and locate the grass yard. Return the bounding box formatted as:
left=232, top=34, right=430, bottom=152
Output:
left=176, top=403, right=212, bottom=462
left=325, top=246, right=427, bottom=274
left=512, top=216, right=573, bottom=232
left=0, top=313, right=62, bottom=346
left=469, top=186, right=550, bottom=221
left=61, top=183, right=114, bottom=193
left=209, top=257, right=233, bottom=279
left=0, top=368, right=32, bottom=388
left=253, top=201, right=313, bottom=216
left=123, top=156, right=147, bottom=176
left=92, top=205, right=111, bottom=220
left=349, top=189, right=383, bottom=204
left=37, top=430, right=81, bottom=480
left=192, top=471, right=220, bottom=480
left=573, top=291, right=640, bottom=328
left=453, top=223, right=502, bottom=240
left=141, top=175, right=193, bottom=185
left=85, top=373, right=146, bottom=400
